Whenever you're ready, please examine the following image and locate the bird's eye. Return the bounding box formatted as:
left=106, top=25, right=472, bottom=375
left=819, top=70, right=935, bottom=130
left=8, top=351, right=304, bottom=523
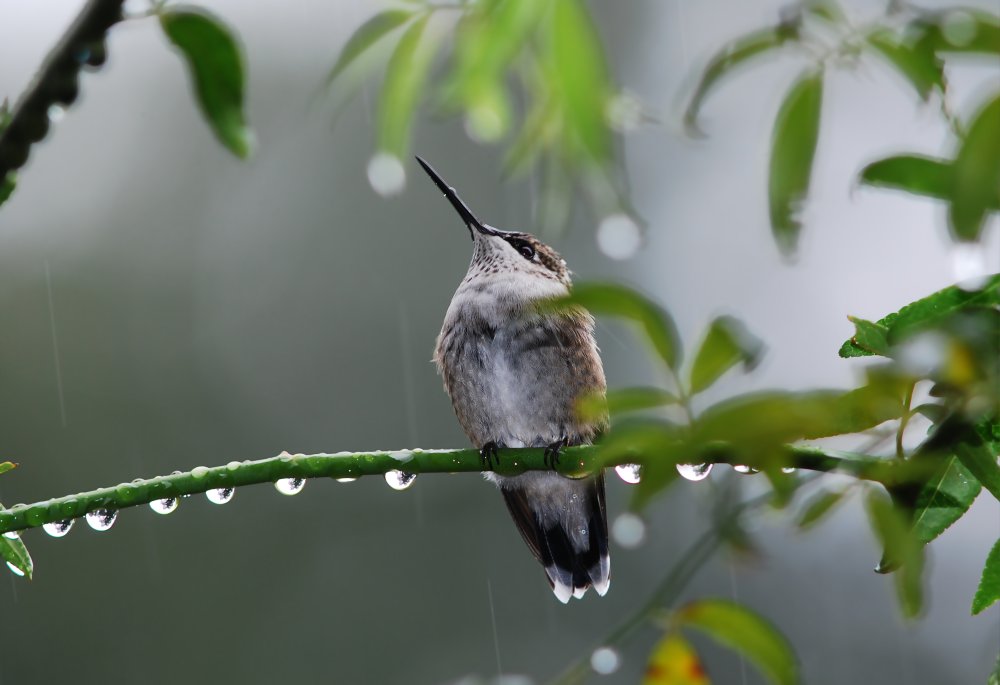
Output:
left=511, top=240, right=535, bottom=261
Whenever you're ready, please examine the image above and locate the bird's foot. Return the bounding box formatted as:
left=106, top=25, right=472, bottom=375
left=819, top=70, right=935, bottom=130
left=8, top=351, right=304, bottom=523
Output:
left=480, top=441, right=503, bottom=471
left=543, top=436, right=568, bottom=470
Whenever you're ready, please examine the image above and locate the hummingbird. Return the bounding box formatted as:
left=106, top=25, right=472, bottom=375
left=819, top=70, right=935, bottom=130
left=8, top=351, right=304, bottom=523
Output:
left=417, top=156, right=610, bottom=603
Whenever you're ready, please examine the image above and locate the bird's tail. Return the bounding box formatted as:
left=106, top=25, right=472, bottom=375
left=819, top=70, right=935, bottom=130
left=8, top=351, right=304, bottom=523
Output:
left=498, top=471, right=610, bottom=603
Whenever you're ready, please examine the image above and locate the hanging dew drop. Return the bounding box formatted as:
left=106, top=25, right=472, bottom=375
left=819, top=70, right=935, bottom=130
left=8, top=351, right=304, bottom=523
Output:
left=85, top=508, right=117, bottom=531
left=43, top=519, right=74, bottom=537
left=614, top=463, right=642, bottom=484
left=676, top=462, right=713, bottom=481
left=274, top=478, right=306, bottom=496
left=733, top=464, right=759, bottom=474
left=384, top=470, right=417, bottom=491
left=336, top=477, right=357, bottom=483
left=2, top=531, right=18, bottom=540
left=6, top=561, right=25, bottom=577
left=590, top=646, right=621, bottom=675
left=781, top=467, right=797, bottom=474
left=206, top=487, right=235, bottom=505
left=611, top=513, right=646, bottom=549
left=149, top=498, right=179, bottom=515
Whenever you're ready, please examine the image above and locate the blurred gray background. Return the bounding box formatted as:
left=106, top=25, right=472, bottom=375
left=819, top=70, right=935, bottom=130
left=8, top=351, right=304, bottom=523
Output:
left=1, top=1, right=998, bottom=683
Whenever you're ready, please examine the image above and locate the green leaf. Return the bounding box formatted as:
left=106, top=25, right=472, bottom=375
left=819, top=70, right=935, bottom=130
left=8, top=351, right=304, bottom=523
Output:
left=989, top=651, right=1000, bottom=685
left=677, top=598, right=799, bottom=685
left=950, top=92, right=1000, bottom=241
left=325, top=9, right=415, bottom=87
left=911, top=455, right=981, bottom=544
left=597, top=387, right=680, bottom=417
left=914, top=403, right=946, bottom=424
left=0, top=172, right=15, bottom=209
left=695, top=384, right=903, bottom=453
left=0, top=508, right=32, bottom=580
left=953, top=425, right=1000, bottom=502
left=866, top=489, right=924, bottom=618
left=839, top=275, right=1000, bottom=358
left=554, top=282, right=682, bottom=370
left=0, top=461, right=16, bottom=476
left=796, top=488, right=847, bottom=529
left=972, top=538, right=1000, bottom=614
left=547, top=0, right=612, bottom=161
left=846, top=316, right=890, bottom=357
left=912, top=9, right=1000, bottom=56
left=684, top=25, right=799, bottom=135
left=804, top=0, right=847, bottom=24
left=688, top=316, right=764, bottom=394
left=161, top=8, right=253, bottom=159
left=377, top=14, right=439, bottom=157
left=768, top=69, right=823, bottom=256
left=857, top=154, right=990, bottom=205
left=866, top=30, right=945, bottom=101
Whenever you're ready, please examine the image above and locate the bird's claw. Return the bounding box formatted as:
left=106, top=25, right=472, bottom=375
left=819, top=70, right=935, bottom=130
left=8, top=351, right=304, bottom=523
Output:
left=480, top=441, right=502, bottom=471
left=543, top=437, right=568, bottom=470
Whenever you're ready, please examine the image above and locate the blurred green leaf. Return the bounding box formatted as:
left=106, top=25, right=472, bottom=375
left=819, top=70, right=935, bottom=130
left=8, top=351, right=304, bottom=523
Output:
left=972, top=538, right=1000, bottom=615
left=804, top=0, right=847, bottom=24
left=377, top=15, right=439, bottom=157
left=839, top=275, right=1000, bottom=357
left=0, top=510, right=32, bottom=580
left=0, top=98, right=10, bottom=133
left=858, top=154, right=990, bottom=205
left=642, top=631, right=710, bottom=685
left=911, top=455, right=980, bottom=544
left=596, top=418, right=682, bottom=510
left=0, top=172, right=14, bottom=209
left=953, top=424, right=1000, bottom=501
left=769, top=69, right=823, bottom=256
left=0, top=461, right=15, bottom=476
left=161, top=8, right=253, bottom=159
left=846, top=316, right=890, bottom=357
left=912, top=9, right=1000, bottom=56
left=555, top=282, right=682, bottom=370
left=866, top=30, right=945, bottom=101
left=866, top=489, right=924, bottom=618
left=689, top=316, right=764, bottom=394
left=695, top=384, right=903, bottom=455
left=546, top=0, right=612, bottom=161
left=990, top=652, right=1000, bottom=685
left=684, top=26, right=799, bottom=135
left=593, top=387, right=679, bottom=418
left=914, top=403, right=947, bottom=424
left=677, top=598, right=799, bottom=685
left=325, top=9, right=415, bottom=87
left=796, top=488, right=847, bottom=529
left=950, top=92, right=1000, bottom=241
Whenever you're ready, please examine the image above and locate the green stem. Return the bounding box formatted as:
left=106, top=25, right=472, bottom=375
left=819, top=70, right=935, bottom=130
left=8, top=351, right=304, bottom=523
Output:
left=0, top=445, right=898, bottom=535
left=895, top=381, right=915, bottom=459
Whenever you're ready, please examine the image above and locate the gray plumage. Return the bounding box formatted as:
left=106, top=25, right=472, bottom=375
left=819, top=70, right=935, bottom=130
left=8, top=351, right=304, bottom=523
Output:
left=418, top=157, right=610, bottom=603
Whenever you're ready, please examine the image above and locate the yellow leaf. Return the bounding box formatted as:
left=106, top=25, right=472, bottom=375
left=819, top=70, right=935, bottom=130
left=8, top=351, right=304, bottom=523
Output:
left=644, top=632, right=711, bottom=685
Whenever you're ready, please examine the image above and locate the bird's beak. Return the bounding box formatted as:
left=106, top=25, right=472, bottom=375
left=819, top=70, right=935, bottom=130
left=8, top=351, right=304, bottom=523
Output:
left=415, top=156, right=502, bottom=240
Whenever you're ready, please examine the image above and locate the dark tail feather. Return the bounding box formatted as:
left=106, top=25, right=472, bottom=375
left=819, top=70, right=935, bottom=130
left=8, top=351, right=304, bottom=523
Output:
left=499, top=472, right=610, bottom=603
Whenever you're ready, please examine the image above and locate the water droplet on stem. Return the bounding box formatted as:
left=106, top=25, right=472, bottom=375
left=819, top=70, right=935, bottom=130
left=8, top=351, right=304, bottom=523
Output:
left=149, top=498, right=179, bottom=515
left=676, top=463, right=712, bottom=481
left=85, top=509, right=117, bottom=531
left=206, top=488, right=235, bottom=505
left=274, top=478, right=306, bottom=496
left=385, top=470, right=417, bottom=491
left=43, top=519, right=74, bottom=537
left=614, top=463, right=642, bottom=484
